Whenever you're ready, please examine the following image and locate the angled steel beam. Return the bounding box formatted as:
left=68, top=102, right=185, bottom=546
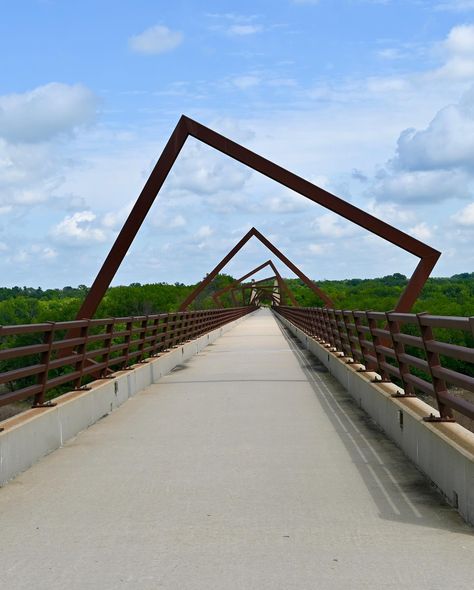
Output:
left=180, top=228, right=330, bottom=310
left=75, top=115, right=439, bottom=319
left=212, top=259, right=300, bottom=308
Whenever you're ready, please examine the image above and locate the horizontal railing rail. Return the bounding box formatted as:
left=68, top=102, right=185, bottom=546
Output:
left=0, top=306, right=255, bottom=410
left=274, top=306, right=474, bottom=424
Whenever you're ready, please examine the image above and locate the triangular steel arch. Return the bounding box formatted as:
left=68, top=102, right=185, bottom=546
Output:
left=212, top=260, right=299, bottom=307
left=75, top=115, right=440, bottom=319
left=212, top=261, right=299, bottom=307
left=179, top=228, right=332, bottom=310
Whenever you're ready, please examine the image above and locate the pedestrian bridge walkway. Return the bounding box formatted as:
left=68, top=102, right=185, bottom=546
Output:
left=1, top=309, right=472, bottom=589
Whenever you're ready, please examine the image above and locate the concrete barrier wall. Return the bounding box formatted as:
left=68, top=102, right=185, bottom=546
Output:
left=0, top=313, right=253, bottom=486
left=276, top=313, right=474, bottom=527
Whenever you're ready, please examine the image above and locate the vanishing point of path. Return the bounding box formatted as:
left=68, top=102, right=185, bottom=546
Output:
left=1, top=308, right=473, bottom=589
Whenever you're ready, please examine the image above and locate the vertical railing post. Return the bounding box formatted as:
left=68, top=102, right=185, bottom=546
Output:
left=101, top=319, right=115, bottom=376
left=122, top=319, right=133, bottom=369
left=137, top=317, right=149, bottom=363
left=33, top=322, right=56, bottom=407
left=385, top=312, right=416, bottom=397
left=342, top=310, right=357, bottom=363
left=417, top=313, right=454, bottom=422
left=366, top=312, right=391, bottom=383
left=352, top=312, right=376, bottom=372
left=74, top=319, right=91, bottom=390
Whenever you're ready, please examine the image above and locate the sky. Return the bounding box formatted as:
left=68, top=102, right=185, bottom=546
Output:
left=1, top=0, right=474, bottom=288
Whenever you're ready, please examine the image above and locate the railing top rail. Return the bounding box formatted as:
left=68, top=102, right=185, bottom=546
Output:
left=274, top=305, right=474, bottom=427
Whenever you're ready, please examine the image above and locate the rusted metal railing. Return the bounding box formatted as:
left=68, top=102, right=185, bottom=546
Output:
left=274, top=306, right=474, bottom=424
left=0, top=307, right=254, bottom=409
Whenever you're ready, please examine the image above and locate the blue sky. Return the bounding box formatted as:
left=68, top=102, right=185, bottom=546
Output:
left=1, top=0, right=474, bottom=287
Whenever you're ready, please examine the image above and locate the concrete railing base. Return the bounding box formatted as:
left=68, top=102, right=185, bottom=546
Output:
left=0, top=313, right=253, bottom=486
left=276, top=313, right=474, bottom=527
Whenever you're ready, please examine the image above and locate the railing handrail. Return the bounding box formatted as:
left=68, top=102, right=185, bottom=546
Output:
left=0, top=306, right=255, bottom=410
left=274, top=305, right=474, bottom=424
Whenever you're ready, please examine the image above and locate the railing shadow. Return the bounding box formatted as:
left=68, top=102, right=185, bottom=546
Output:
left=276, top=319, right=473, bottom=536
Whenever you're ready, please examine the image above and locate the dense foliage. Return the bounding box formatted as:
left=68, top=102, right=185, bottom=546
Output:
left=0, top=272, right=473, bottom=327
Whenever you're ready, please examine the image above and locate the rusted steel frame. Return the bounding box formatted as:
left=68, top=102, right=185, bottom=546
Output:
left=352, top=312, right=377, bottom=371
left=183, top=229, right=328, bottom=311
left=136, top=317, right=149, bottom=362
left=73, top=320, right=91, bottom=390
left=342, top=311, right=359, bottom=362
left=101, top=320, right=115, bottom=376
left=322, top=308, right=336, bottom=349
left=72, top=115, right=438, bottom=322
left=334, top=310, right=350, bottom=359
left=316, top=308, right=330, bottom=346
left=0, top=308, right=254, bottom=410
left=334, top=309, right=349, bottom=355
left=366, top=312, right=391, bottom=382
left=385, top=312, right=416, bottom=396
left=34, top=323, right=56, bottom=407
left=416, top=313, right=454, bottom=421
left=148, top=316, right=162, bottom=356
left=211, top=260, right=274, bottom=306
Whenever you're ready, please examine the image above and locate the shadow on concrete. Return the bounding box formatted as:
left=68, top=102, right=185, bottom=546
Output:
left=275, top=317, right=473, bottom=536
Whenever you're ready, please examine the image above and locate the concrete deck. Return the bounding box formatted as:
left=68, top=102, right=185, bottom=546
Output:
left=1, top=308, right=472, bottom=589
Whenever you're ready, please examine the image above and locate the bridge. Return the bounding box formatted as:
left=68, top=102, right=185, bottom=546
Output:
left=1, top=117, right=473, bottom=588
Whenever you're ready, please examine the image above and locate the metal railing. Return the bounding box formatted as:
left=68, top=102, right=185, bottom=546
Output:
left=0, top=307, right=254, bottom=409
left=274, top=306, right=474, bottom=423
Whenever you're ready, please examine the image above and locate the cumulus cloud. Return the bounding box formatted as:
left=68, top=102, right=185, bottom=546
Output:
left=373, top=168, right=472, bottom=202
left=128, top=25, right=183, bottom=55
left=436, top=1, right=474, bottom=10
left=232, top=75, right=261, bottom=89
left=51, top=211, right=106, bottom=243
left=169, top=140, right=251, bottom=195
left=370, top=84, right=474, bottom=202
left=408, top=222, right=433, bottom=241
left=434, top=24, right=474, bottom=79
left=452, top=201, right=474, bottom=225
left=195, top=225, right=213, bottom=238
left=311, top=213, right=358, bottom=238
left=0, top=83, right=98, bottom=143
left=228, top=24, right=263, bottom=35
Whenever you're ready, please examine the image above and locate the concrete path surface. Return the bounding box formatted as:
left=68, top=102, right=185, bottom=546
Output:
left=1, top=308, right=473, bottom=589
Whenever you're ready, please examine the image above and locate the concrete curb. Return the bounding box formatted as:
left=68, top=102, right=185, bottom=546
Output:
left=0, top=312, right=253, bottom=486
left=276, top=313, right=474, bottom=527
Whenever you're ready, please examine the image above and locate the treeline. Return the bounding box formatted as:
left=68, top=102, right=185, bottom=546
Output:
left=0, top=272, right=473, bottom=328
left=285, top=272, right=474, bottom=316
left=0, top=275, right=238, bottom=326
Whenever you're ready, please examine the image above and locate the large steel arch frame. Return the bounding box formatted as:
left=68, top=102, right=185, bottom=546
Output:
left=179, top=228, right=332, bottom=310
left=75, top=115, right=440, bottom=320
left=222, top=280, right=282, bottom=307
left=211, top=260, right=300, bottom=307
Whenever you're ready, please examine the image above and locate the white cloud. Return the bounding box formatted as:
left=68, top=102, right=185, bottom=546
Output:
left=169, top=140, right=251, bottom=195
left=373, top=169, right=471, bottom=202
left=433, top=24, right=474, bottom=79
left=232, top=75, right=261, bottom=89
left=394, top=89, right=474, bottom=171
left=308, top=243, right=326, bottom=254
left=0, top=83, right=98, bottom=143
left=311, top=213, right=358, bottom=238
left=128, top=25, right=183, bottom=55
left=452, top=201, right=474, bottom=225
left=51, top=211, right=106, bottom=243
left=0, top=241, right=8, bottom=251
left=195, top=225, right=213, bottom=238
left=436, top=0, right=474, bottom=9
left=102, top=201, right=134, bottom=229
left=369, top=84, right=474, bottom=203
left=408, top=222, right=433, bottom=241
left=228, top=24, right=263, bottom=35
